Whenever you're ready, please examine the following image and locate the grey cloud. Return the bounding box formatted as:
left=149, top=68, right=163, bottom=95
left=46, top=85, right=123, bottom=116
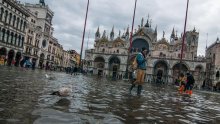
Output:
left=19, top=0, right=220, bottom=56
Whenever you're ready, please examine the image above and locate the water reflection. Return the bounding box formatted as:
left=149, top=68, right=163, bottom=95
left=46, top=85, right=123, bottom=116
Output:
left=0, top=66, right=220, bottom=124
left=53, top=98, right=71, bottom=112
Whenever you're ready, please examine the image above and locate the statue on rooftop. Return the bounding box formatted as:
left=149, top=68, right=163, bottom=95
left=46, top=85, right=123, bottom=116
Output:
left=39, top=0, right=45, bottom=6
left=163, top=31, right=165, bottom=38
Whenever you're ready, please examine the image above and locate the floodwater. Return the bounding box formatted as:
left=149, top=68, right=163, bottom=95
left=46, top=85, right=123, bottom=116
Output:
left=0, top=66, right=220, bottom=124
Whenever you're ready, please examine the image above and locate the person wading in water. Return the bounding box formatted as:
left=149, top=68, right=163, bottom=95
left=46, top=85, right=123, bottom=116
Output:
left=129, top=47, right=148, bottom=95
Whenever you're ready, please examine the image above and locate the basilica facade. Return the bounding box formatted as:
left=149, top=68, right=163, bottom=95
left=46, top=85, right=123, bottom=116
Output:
left=85, top=18, right=206, bottom=87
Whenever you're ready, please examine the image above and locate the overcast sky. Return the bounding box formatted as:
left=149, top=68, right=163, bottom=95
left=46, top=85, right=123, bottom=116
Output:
left=19, top=0, right=220, bottom=56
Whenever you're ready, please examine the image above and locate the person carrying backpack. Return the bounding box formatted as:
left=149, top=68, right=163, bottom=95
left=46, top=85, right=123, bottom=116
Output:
left=185, top=73, right=195, bottom=96
left=129, top=47, right=148, bottom=95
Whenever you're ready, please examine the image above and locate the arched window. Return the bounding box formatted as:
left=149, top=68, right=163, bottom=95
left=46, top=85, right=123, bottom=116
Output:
left=0, top=8, right=4, bottom=20
left=102, top=48, right=105, bottom=53
left=20, top=20, right=23, bottom=30
left=212, top=54, right=215, bottom=62
left=21, top=37, right=24, bottom=47
left=13, top=15, right=16, bottom=27
left=47, top=55, right=50, bottom=60
left=23, top=21, right=26, bottom=31
left=9, top=13, right=12, bottom=25
left=14, top=34, right=17, bottom=45
left=16, top=17, right=20, bottom=29
left=8, top=31, right=12, bottom=43
left=4, top=10, right=8, bottom=22
left=0, top=27, right=1, bottom=41
left=117, top=49, right=119, bottom=53
left=10, top=32, right=13, bottom=44
left=216, top=71, right=219, bottom=78
left=6, top=30, right=9, bottom=43
left=2, top=29, right=5, bottom=41
left=18, top=35, right=21, bottom=46
left=159, top=52, right=163, bottom=57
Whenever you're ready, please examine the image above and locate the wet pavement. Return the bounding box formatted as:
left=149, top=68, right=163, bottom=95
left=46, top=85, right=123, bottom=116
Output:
left=0, top=66, right=220, bottom=124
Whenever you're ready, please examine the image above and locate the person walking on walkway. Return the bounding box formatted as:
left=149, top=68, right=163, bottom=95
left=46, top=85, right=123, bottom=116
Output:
left=129, top=47, right=148, bottom=95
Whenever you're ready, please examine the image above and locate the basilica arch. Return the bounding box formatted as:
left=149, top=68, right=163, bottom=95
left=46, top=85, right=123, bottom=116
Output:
left=131, top=36, right=152, bottom=52
left=194, top=65, right=204, bottom=85
left=108, top=56, right=120, bottom=78
left=94, top=56, right=105, bottom=76
left=172, top=62, right=189, bottom=80
left=153, top=60, right=169, bottom=83
left=194, top=65, right=203, bottom=74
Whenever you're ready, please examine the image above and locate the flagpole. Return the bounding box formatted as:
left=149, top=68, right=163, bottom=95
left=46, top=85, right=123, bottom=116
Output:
left=179, top=0, right=189, bottom=74
left=79, top=0, right=89, bottom=72
left=129, top=0, right=137, bottom=50
left=125, top=0, right=138, bottom=79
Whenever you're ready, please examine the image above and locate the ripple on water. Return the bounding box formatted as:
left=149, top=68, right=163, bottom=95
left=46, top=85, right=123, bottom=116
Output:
left=1, top=67, right=220, bottom=124
left=165, top=115, right=174, bottom=118
left=0, top=108, right=4, bottom=112
left=146, top=116, right=156, bottom=120
left=32, top=108, right=82, bottom=124
left=103, top=116, right=123, bottom=124
left=135, top=116, right=145, bottom=120
left=179, top=119, right=193, bottom=124
left=6, top=119, right=20, bottom=123
left=187, top=113, right=212, bottom=122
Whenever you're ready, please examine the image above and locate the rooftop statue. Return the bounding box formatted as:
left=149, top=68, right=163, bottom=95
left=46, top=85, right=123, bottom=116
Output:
left=39, top=0, right=45, bottom=6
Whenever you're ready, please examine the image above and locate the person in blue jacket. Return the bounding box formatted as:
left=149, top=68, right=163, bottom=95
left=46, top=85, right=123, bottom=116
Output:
left=129, top=47, right=148, bottom=95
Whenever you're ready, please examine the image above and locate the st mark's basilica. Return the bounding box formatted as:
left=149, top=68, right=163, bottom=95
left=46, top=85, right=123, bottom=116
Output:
left=85, top=17, right=206, bottom=87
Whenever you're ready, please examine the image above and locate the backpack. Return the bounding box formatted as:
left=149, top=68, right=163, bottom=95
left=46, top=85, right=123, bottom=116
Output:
left=131, top=56, right=137, bottom=70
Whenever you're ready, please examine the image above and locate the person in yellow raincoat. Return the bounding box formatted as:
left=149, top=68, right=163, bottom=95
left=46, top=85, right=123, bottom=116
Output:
left=178, top=73, right=187, bottom=94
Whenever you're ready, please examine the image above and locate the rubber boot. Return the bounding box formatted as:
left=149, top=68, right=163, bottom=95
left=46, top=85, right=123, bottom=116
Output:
left=179, top=85, right=184, bottom=94
left=129, top=84, right=135, bottom=94
left=137, top=85, right=142, bottom=95
left=189, top=90, right=193, bottom=96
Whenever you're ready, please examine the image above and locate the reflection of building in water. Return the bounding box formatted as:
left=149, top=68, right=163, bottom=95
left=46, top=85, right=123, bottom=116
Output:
left=85, top=17, right=206, bottom=86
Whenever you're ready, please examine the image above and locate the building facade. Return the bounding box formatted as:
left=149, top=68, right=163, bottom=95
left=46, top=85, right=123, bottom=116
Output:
left=23, top=9, right=41, bottom=66
left=85, top=18, right=206, bottom=87
left=0, top=0, right=74, bottom=69
left=0, top=0, right=29, bottom=66
left=205, top=38, right=220, bottom=88
left=24, top=3, right=54, bottom=69
left=63, top=50, right=71, bottom=68
left=68, top=50, right=80, bottom=67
